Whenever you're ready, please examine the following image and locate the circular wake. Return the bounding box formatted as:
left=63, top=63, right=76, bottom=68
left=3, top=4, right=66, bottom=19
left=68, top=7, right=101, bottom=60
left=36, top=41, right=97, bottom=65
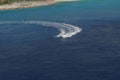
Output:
left=0, top=21, right=82, bottom=38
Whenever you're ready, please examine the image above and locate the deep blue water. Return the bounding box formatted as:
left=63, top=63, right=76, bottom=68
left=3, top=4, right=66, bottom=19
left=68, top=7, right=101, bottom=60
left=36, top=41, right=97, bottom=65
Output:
left=0, top=0, right=120, bottom=80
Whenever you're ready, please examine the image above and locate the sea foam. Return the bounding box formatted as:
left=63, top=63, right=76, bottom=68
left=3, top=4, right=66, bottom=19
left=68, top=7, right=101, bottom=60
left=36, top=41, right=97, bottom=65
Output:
left=0, top=21, right=82, bottom=38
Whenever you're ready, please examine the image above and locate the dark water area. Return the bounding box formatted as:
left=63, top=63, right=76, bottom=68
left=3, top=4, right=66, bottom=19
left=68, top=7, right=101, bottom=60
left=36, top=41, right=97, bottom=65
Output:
left=0, top=0, right=120, bottom=80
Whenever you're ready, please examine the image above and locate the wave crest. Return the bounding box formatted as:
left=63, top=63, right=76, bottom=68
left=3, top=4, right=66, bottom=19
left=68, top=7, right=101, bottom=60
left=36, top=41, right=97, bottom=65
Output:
left=0, top=21, right=82, bottom=38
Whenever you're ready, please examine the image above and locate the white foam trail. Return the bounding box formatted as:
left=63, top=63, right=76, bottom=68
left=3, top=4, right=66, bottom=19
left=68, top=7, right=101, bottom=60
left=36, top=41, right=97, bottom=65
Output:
left=0, top=21, right=82, bottom=38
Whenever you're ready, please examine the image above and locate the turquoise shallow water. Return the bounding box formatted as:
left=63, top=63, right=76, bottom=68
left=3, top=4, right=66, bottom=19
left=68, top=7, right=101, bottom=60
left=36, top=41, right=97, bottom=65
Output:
left=0, top=0, right=120, bottom=80
left=0, top=0, right=120, bottom=21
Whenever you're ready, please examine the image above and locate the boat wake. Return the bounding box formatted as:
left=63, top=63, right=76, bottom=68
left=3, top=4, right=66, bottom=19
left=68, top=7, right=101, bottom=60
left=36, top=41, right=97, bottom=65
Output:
left=0, top=21, right=82, bottom=38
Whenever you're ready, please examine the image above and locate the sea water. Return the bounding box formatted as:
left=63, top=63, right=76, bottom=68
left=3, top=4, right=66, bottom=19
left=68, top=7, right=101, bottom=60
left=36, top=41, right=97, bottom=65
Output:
left=0, top=0, right=120, bottom=80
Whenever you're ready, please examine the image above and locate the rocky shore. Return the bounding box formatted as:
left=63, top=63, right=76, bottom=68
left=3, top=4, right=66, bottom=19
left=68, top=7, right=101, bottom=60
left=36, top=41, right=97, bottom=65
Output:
left=0, top=0, right=78, bottom=10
